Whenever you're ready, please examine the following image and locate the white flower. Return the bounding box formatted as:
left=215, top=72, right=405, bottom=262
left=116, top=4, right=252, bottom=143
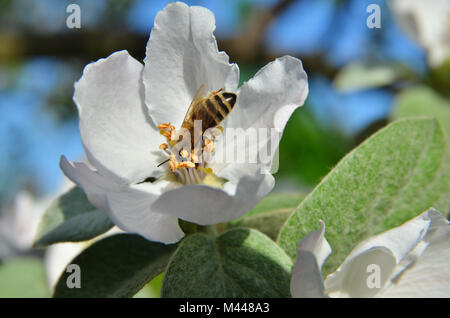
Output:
left=0, top=179, right=72, bottom=257
left=0, top=192, right=48, bottom=256
left=389, top=0, right=450, bottom=67
left=291, top=209, right=450, bottom=297
left=60, top=2, right=308, bottom=244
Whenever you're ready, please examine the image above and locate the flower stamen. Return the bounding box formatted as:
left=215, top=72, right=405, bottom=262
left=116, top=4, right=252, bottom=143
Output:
left=180, top=149, right=189, bottom=159
left=157, top=123, right=171, bottom=130
left=157, top=122, right=225, bottom=187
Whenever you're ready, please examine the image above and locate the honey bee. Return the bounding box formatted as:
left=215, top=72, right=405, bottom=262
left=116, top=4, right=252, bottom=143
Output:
left=180, top=84, right=237, bottom=150
left=157, top=84, right=236, bottom=169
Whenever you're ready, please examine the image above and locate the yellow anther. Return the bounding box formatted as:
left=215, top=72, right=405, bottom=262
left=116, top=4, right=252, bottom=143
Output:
left=180, top=149, right=189, bottom=158
left=179, top=161, right=195, bottom=169
left=160, top=130, right=171, bottom=139
left=191, top=153, right=199, bottom=163
left=169, top=160, right=177, bottom=172
left=157, top=123, right=171, bottom=130
left=159, top=143, right=168, bottom=150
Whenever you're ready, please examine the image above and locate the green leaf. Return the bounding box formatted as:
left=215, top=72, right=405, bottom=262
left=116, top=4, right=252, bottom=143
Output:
left=278, top=118, right=450, bottom=275
left=228, top=209, right=293, bottom=241
left=391, top=85, right=450, bottom=138
left=162, top=228, right=293, bottom=297
left=427, top=58, right=450, bottom=98
left=33, top=186, right=114, bottom=247
left=134, top=273, right=164, bottom=298
left=278, top=107, right=351, bottom=186
left=227, top=192, right=306, bottom=240
left=242, top=192, right=306, bottom=217
left=333, top=62, right=412, bottom=93
left=0, top=258, right=50, bottom=298
left=53, top=234, right=177, bottom=298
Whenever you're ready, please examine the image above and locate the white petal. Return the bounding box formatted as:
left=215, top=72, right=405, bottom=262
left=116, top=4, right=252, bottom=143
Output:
left=226, top=56, right=308, bottom=131
left=291, top=221, right=330, bottom=298
left=60, top=155, right=122, bottom=212
left=150, top=173, right=274, bottom=225
left=74, top=50, right=162, bottom=184
left=389, top=0, right=450, bottom=67
left=341, top=209, right=445, bottom=267
left=106, top=183, right=184, bottom=244
left=61, top=156, right=184, bottom=244
left=211, top=56, right=308, bottom=180
left=297, top=221, right=332, bottom=268
left=143, top=2, right=239, bottom=127
left=379, top=211, right=450, bottom=297
left=324, top=208, right=448, bottom=297
left=325, top=247, right=397, bottom=298
left=380, top=236, right=450, bottom=297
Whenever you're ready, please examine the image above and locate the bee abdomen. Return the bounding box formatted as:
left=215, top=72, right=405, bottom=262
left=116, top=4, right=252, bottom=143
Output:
left=205, top=99, right=224, bottom=124
left=203, top=92, right=235, bottom=124
left=214, top=93, right=236, bottom=115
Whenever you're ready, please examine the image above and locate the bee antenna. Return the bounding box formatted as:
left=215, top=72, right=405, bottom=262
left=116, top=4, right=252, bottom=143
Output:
left=157, top=158, right=170, bottom=167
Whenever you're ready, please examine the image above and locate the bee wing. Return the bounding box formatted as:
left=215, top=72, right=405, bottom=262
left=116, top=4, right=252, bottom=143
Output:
left=182, top=84, right=208, bottom=126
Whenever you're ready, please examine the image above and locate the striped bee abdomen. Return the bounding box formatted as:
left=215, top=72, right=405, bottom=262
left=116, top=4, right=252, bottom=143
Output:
left=196, top=91, right=237, bottom=130
left=215, top=92, right=236, bottom=114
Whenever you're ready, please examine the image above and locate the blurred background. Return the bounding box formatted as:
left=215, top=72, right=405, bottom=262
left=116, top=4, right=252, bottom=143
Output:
left=0, top=0, right=448, bottom=297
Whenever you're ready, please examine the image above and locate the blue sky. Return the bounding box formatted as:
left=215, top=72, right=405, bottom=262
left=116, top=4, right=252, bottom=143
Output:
left=0, top=58, right=83, bottom=199
left=0, top=0, right=427, bottom=201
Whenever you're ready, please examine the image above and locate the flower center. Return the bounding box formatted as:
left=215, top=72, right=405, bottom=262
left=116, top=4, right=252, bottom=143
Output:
left=157, top=123, right=223, bottom=187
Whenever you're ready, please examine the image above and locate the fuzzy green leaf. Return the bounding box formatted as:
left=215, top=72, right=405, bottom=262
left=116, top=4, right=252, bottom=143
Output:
left=162, top=228, right=293, bottom=297
left=278, top=118, right=450, bottom=274
left=228, top=209, right=293, bottom=241
left=391, top=85, right=450, bottom=138
left=33, top=186, right=114, bottom=247
left=53, top=234, right=177, bottom=298
left=227, top=193, right=306, bottom=240
left=241, top=192, right=306, bottom=217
